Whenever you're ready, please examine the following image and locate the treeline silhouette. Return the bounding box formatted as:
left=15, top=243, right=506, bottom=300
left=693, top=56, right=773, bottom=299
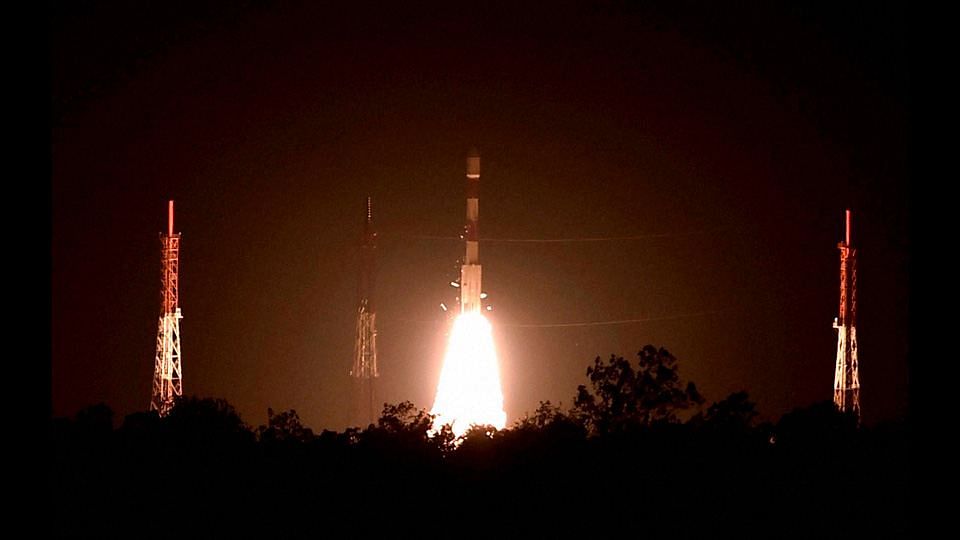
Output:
left=50, top=346, right=909, bottom=536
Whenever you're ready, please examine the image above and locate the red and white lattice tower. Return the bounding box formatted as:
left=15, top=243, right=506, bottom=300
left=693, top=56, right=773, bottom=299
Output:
left=151, top=200, right=183, bottom=416
left=351, top=197, right=379, bottom=427
left=832, top=209, right=860, bottom=421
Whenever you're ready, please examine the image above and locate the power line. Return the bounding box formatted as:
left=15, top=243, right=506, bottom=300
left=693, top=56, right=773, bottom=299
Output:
left=388, top=226, right=728, bottom=244
left=378, top=309, right=725, bottom=329
left=500, top=310, right=724, bottom=328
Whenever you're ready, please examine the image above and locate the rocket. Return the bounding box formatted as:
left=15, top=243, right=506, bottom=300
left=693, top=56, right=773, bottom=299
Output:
left=460, top=148, right=482, bottom=314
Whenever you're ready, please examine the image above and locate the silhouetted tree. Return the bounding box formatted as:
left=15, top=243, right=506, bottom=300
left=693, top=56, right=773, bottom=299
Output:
left=572, top=345, right=704, bottom=435
left=688, top=390, right=759, bottom=433
left=774, top=400, right=859, bottom=449
left=365, top=401, right=455, bottom=455
left=163, top=396, right=255, bottom=449
left=457, top=423, right=498, bottom=452
left=450, top=423, right=502, bottom=474
left=119, top=409, right=161, bottom=433
left=430, top=422, right=458, bottom=455
left=376, top=401, right=432, bottom=434
left=509, top=400, right=587, bottom=447
left=514, top=400, right=567, bottom=429
left=257, top=408, right=314, bottom=443
left=116, top=410, right=162, bottom=456
left=74, top=402, right=114, bottom=435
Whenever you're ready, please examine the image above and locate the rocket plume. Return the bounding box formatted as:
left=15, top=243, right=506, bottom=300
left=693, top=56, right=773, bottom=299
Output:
left=431, top=312, right=506, bottom=436
left=431, top=149, right=507, bottom=436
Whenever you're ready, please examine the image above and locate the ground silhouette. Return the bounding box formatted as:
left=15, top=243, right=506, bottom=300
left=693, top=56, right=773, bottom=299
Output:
left=50, top=345, right=909, bottom=536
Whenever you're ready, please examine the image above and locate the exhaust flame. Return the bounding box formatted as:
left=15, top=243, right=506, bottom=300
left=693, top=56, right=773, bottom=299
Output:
left=431, top=312, right=507, bottom=437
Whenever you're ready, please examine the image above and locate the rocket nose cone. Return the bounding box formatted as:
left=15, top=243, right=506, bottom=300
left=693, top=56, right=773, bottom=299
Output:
left=467, top=147, right=480, bottom=159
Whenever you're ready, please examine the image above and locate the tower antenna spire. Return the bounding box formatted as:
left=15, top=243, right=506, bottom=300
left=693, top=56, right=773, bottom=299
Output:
left=846, top=209, right=851, bottom=246
left=151, top=200, right=183, bottom=416
left=832, top=208, right=860, bottom=422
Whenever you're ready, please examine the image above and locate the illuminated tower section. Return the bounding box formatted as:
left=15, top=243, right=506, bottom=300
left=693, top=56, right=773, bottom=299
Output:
left=151, top=200, right=183, bottom=416
left=460, top=148, right=482, bottom=314
left=351, top=197, right=379, bottom=426
left=832, top=209, right=860, bottom=422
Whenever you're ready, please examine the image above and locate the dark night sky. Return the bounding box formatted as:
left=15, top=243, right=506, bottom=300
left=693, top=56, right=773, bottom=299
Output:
left=52, top=1, right=910, bottom=430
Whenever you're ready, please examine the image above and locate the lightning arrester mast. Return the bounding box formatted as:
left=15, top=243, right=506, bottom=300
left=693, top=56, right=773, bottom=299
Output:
left=151, top=200, right=183, bottom=416
left=832, top=209, right=860, bottom=422
left=460, top=148, right=482, bottom=314
left=351, top=196, right=379, bottom=426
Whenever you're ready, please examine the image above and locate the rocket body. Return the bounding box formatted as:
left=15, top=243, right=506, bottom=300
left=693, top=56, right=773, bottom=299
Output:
left=460, top=150, right=482, bottom=314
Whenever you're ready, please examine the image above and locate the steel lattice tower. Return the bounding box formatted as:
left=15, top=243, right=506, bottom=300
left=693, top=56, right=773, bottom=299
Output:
left=832, top=209, right=860, bottom=421
left=151, top=200, right=183, bottom=416
left=351, top=197, right=379, bottom=426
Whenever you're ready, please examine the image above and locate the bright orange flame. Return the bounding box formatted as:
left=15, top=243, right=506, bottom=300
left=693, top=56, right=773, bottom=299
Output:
left=431, top=312, right=506, bottom=437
